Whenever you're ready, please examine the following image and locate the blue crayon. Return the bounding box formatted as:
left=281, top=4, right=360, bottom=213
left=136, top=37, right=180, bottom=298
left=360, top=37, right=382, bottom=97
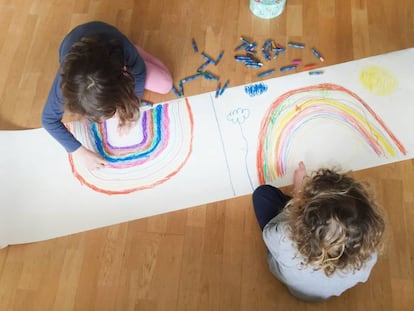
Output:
left=219, top=80, right=230, bottom=96
left=181, top=74, right=200, bottom=83
left=215, top=51, right=224, bottom=65
left=140, top=99, right=153, bottom=107
left=234, top=55, right=252, bottom=61
left=311, top=47, right=325, bottom=62
left=257, top=69, right=276, bottom=78
left=201, top=51, right=216, bottom=63
left=287, top=42, right=305, bottom=49
left=280, top=65, right=297, bottom=72
left=171, top=86, right=181, bottom=97
left=215, top=83, right=221, bottom=98
left=197, top=60, right=211, bottom=72
left=246, top=63, right=263, bottom=68
left=191, top=38, right=198, bottom=53
left=240, top=36, right=252, bottom=45
left=201, top=71, right=219, bottom=81
left=247, top=42, right=257, bottom=49
left=235, top=42, right=249, bottom=51
left=309, top=70, right=324, bottom=75
left=179, top=81, right=184, bottom=96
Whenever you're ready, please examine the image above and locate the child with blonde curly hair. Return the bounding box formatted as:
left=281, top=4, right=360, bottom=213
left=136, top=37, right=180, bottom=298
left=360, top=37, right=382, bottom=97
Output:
left=252, top=161, right=385, bottom=301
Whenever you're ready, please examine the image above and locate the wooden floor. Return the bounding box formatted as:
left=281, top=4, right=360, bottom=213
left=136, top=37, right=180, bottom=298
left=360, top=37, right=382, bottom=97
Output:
left=1, top=0, right=414, bottom=310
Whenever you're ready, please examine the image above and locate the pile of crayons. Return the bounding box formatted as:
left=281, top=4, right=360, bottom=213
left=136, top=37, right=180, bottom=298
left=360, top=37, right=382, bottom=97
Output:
left=171, top=37, right=326, bottom=99
left=172, top=38, right=228, bottom=97
left=261, top=39, right=285, bottom=61
left=233, top=37, right=326, bottom=78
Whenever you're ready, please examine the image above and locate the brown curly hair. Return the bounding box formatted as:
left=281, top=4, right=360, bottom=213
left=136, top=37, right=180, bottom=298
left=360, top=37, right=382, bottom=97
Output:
left=285, top=168, right=385, bottom=276
left=60, top=36, right=140, bottom=126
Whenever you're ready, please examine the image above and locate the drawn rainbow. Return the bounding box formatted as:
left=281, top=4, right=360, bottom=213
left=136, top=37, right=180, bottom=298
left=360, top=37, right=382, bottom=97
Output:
left=257, top=83, right=407, bottom=183
left=68, top=98, right=194, bottom=195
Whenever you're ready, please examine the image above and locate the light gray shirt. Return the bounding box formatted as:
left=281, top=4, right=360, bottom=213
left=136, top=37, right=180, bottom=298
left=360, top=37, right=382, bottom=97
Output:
left=263, top=212, right=377, bottom=301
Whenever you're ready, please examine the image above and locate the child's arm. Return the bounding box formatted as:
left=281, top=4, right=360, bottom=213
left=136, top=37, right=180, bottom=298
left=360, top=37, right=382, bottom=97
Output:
left=293, top=161, right=307, bottom=196
left=41, top=74, right=82, bottom=153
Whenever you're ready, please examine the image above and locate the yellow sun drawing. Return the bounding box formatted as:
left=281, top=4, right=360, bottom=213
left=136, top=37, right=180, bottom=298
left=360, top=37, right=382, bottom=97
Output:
left=359, top=66, right=398, bottom=96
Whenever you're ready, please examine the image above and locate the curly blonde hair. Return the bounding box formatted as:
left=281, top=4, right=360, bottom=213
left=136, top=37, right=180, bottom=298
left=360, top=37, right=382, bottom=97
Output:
left=285, top=168, right=385, bottom=276
left=60, top=36, right=140, bottom=126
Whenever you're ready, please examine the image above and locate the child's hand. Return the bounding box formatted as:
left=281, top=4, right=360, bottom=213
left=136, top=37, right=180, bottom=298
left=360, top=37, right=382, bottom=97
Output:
left=72, top=146, right=109, bottom=170
left=293, top=161, right=307, bottom=195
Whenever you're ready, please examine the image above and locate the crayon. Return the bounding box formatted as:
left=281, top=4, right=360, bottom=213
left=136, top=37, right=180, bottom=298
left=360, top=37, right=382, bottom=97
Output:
left=309, top=70, right=324, bottom=75
left=246, top=42, right=257, bottom=50
left=246, top=63, right=263, bottom=68
left=201, top=51, right=216, bottom=63
left=291, top=59, right=302, bottom=65
left=215, top=83, right=221, bottom=98
left=171, top=86, right=181, bottom=97
left=191, top=38, right=198, bottom=53
left=197, top=60, right=211, bottom=72
left=235, top=42, right=249, bottom=51
left=179, top=81, right=184, bottom=96
left=280, top=65, right=297, bottom=72
left=257, top=69, right=276, bottom=78
left=181, top=74, right=201, bottom=83
left=201, top=71, right=219, bottom=81
left=240, top=36, right=252, bottom=45
left=287, top=42, right=305, bottom=49
left=303, top=63, right=318, bottom=70
left=234, top=55, right=252, bottom=61
left=215, top=51, right=224, bottom=65
left=140, top=99, right=153, bottom=107
left=311, top=47, right=325, bottom=62
left=219, top=80, right=230, bottom=96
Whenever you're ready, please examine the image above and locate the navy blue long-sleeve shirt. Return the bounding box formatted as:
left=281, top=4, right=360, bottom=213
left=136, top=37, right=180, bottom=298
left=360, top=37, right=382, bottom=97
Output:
left=41, top=21, right=146, bottom=152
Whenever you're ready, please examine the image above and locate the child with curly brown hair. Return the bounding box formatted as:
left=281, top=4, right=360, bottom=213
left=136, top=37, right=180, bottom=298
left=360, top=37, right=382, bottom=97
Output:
left=42, top=21, right=173, bottom=170
left=252, top=161, right=385, bottom=301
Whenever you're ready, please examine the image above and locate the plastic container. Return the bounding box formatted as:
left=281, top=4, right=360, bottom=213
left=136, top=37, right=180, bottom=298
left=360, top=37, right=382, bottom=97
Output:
left=249, top=0, right=286, bottom=19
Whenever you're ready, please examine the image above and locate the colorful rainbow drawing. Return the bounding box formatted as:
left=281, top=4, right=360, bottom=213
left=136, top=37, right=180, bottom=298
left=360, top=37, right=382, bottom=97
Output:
left=257, top=83, right=407, bottom=184
left=68, top=98, right=194, bottom=195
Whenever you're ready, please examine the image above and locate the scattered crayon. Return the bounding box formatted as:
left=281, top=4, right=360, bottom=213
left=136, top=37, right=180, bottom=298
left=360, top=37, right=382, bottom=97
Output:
left=219, top=80, right=230, bottom=96
left=179, top=81, right=184, bottom=96
left=171, top=86, right=181, bottom=97
left=240, top=36, right=252, bottom=45
left=303, top=63, right=318, bottom=70
left=215, top=83, right=221, bottom=98
left=311, top=47, right=325, bottom=62
left=246, top=63, right=263, bottom=68
left=140, top=99, right=153, bottom=107
left=288, top=42, right=305, bottom=49
left=201, top=51, right=216, bottom=63
left=197, top=60, right=211, bottom=72
left=191, top=38, right=198, bottom=53
left=235, top=42, right=249, bottom=51
left=309, top=70, right=324, bottom=75
left=280, top=65, right=297, bottom=72
left=201, top=71, right=219, bottom=81
left=181, top=74, right=201, bottom=83
left=291, top=59, right=302, bottom=65
left=215, top=51, right=224, bottom=65
left=257, top=69, right=276, bottom=78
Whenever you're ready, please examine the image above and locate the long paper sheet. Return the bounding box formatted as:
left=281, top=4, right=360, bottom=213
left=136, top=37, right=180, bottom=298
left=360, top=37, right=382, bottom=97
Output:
left=1, top=48, right=413, bottom=246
